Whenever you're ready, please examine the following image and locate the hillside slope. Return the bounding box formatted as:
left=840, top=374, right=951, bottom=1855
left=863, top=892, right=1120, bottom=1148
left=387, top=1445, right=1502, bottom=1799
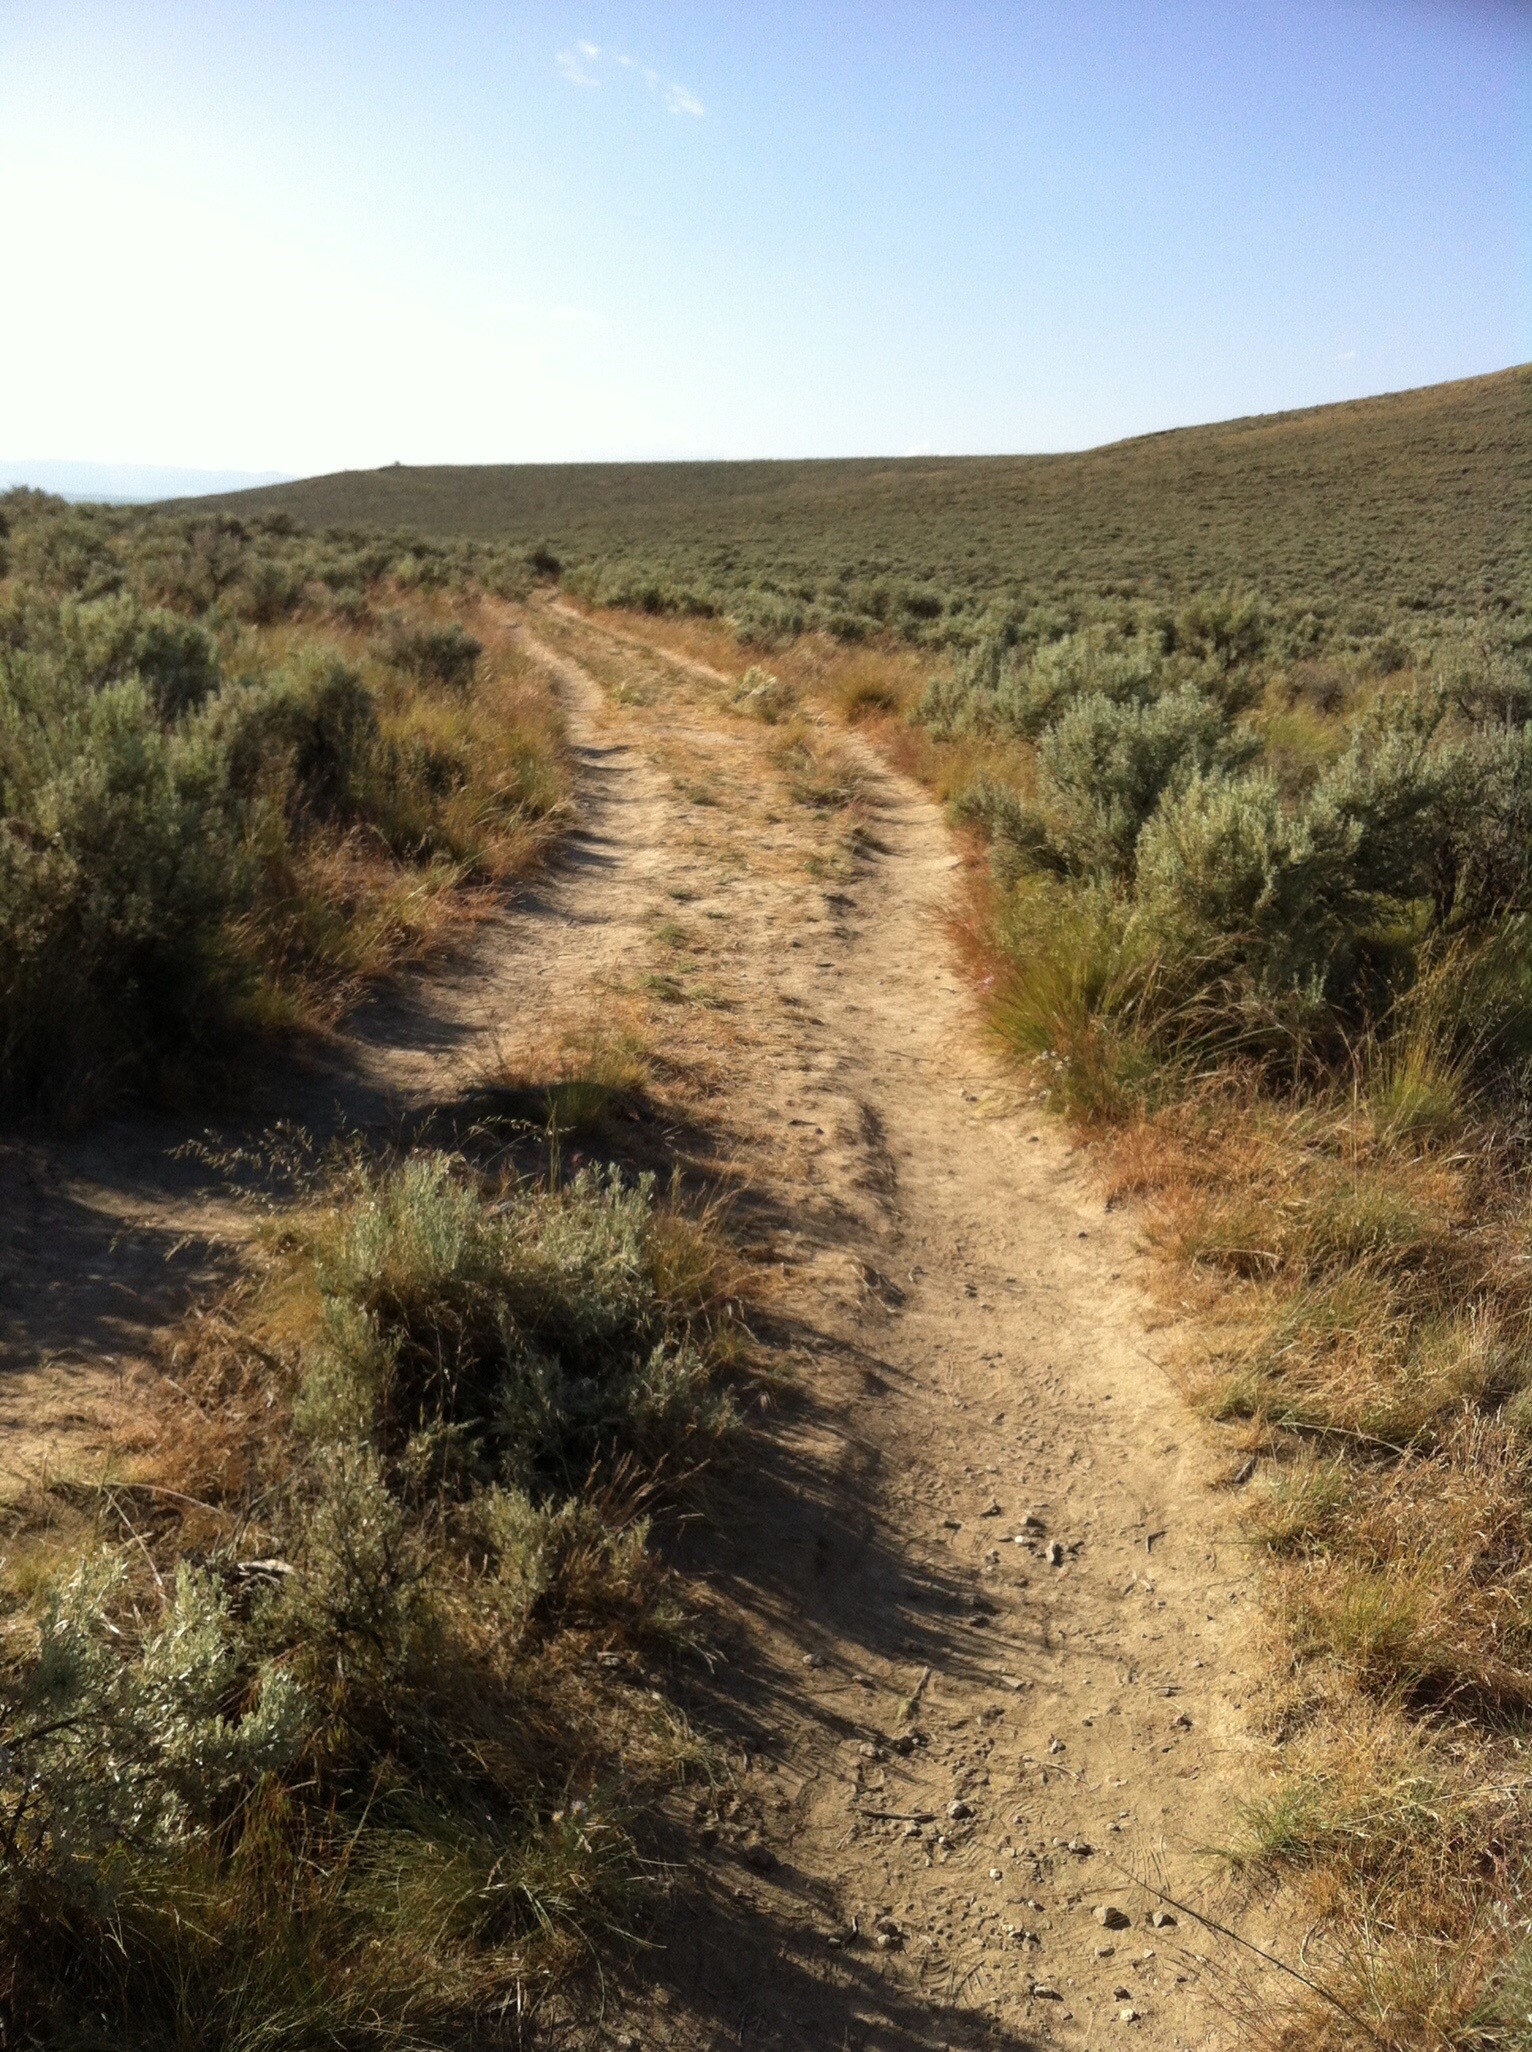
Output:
left=193, top=366, right=1529, bottom=636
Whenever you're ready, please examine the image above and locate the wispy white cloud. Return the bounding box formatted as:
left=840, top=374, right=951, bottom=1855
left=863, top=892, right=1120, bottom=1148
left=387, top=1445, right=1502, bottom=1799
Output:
left=555, top=40, right=703, bottom=116
left=555, top=41, right=599, bottom=87
left=665, top=81, right=704, bottom=118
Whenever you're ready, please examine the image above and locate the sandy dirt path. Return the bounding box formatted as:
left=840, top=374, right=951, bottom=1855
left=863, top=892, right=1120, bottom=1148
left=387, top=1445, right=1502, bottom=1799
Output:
left=518, top=608, right=1277, bottom=2049
left=0, top=605, right=1278, bottom=2045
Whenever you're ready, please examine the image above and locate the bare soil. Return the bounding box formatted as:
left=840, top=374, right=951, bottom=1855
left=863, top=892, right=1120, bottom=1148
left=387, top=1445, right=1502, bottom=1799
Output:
left=0, top=603, right=1281, bottom=2045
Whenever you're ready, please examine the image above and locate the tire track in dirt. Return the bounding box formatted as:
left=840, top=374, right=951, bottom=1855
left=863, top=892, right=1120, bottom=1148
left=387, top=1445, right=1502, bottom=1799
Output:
left=528, top=607, right=1280, bottom=2050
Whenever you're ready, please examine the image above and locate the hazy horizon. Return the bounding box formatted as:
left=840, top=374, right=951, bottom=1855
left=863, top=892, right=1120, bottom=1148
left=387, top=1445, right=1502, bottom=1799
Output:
left=6, top=358, right=1525, bottom=506
left=0, top=459, right=295, bottom=504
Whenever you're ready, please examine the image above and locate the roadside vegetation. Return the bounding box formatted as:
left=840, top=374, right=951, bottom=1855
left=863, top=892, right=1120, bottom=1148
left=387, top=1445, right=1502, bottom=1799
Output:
left=0, top=489, right=732, bottom=2043
left=0, top=490, right=766, bottom=2048
left=0, top=1139, right=742, bottom=2046
left=952, top=621, right=1532, bottom=2045
left=0, top=488, right=564, bottom=1116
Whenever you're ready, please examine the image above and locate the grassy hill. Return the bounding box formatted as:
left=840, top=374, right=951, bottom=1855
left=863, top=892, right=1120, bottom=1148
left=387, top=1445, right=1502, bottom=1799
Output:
left=189, top=365, right=1529, bottom=651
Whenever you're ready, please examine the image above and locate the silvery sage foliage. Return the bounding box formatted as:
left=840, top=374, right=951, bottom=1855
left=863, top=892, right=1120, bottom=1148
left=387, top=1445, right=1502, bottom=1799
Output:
left=1, top=1558, right=308, bottom=1876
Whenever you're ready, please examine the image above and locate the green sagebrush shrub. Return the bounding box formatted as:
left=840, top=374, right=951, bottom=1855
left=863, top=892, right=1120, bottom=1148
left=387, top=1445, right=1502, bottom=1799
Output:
left=0, top=490, right=571, bottom=1113
left=1129, top=769, right=1368, bottom=1010
left=381, top=618, right=483, bottom=694
left=0, top=623, right=507, bottom=1109
left=1028, top=685, right=1257, bottom=876
left=1154, top=589, right=1270, bottom=675
left=10, top=1556, right=309, bottom=1868
left=918, top=603, right=1276, bottom=746
left=236, top=556, right=307, bottom=625
left=950, top=778, right=1063, bottom=884
left=921, top=628, right=1162, bottom=739
left=1118, top=711, right=1532, bottom=1044
left=0, top=672, right=243, bottom=1108
left=210, top=650, right=382, bottom=829
left=297, top=1154, right=731, bottom=1490
left=978, top=644, right=1532, bottom=1085
left=0, top=591, right=221, bottom=721
left=0, top=640, right=421, bottom=1108
left=1299, top=686, right=1532, bottom=928
left=0, top=1156, right=734, bottom=2045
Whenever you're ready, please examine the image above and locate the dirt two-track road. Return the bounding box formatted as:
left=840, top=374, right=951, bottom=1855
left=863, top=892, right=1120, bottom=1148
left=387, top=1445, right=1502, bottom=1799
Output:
left=0, top=604, right=1279, bottom=2048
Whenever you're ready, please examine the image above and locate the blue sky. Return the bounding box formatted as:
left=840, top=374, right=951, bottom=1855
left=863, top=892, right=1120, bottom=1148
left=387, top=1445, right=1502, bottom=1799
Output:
left=1, top=1, right=1525, bottom=475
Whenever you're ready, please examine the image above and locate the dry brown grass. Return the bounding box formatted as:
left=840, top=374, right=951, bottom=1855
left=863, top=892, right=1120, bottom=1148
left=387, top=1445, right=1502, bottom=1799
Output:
left=0, top=1144, right=744, bottom=2046
left=557, top=603, right=926, bottom=722
left=1084, top=1083, right=1532, bottom=2042
left=476, top=1004, right=658, bottom=1141
left=233, top=598, right=569, bottom=1035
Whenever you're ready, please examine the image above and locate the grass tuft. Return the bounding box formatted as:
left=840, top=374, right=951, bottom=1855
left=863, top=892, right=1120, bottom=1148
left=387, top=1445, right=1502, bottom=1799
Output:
left=0, top=1146, right=744, bottom=2044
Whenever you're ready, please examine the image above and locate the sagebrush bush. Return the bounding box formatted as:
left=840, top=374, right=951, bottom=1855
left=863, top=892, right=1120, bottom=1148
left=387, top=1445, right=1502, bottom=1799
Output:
left=213, top=650, right=382, bottom=826
left=951, top=636, right=1532, bottom=1078
left=0, top=672, right=244, bottom=1107
left=1129, top=770, right=1364, bottom=1006
left=919, top=627, right=1167, bottom=740
left=950, top=778, right=1063, bottom=883
left=382, top=617, right=483, bottom=694
left=1032, top=684, right=1256, bottom=875
left=0, top=1151, right=739, bottom=2044
left=1156, top=589, right=1270, bottom=685
left=12, top=1554, right=310, bottom=1860
left=237, top=555, right=308, bottom=625
left=0, top=493, right=566, bottom=1111
left=298, top=1154, right=735, bottom=1484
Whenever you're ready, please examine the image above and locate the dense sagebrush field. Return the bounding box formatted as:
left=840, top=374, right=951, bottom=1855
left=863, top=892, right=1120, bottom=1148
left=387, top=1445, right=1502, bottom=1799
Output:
left=190, top=365, right=1529, bottom=658
left=0, top=489, right=558, bottom=1113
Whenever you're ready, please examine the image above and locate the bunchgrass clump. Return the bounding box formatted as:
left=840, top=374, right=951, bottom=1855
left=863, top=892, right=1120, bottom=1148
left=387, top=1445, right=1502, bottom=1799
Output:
left=0, top=1147, right=741, bottom=2046
left=731, top=664, right=797, bottom=723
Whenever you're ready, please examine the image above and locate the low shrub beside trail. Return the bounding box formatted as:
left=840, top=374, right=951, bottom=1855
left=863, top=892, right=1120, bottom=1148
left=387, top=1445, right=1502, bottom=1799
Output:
left=0, top=491, right=567, bottom=1115
left=0, top=1149, right=742, bottom=2047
